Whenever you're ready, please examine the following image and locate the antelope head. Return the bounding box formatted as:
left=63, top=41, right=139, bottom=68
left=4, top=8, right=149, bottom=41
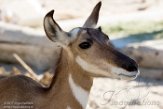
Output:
left=44, top=2, right=139, bottom=80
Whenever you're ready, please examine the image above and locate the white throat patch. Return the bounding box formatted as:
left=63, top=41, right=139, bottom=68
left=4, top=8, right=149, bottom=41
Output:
left=67, top=106, right=71, bottom=109
left=68, top=74, right=89, bottom=109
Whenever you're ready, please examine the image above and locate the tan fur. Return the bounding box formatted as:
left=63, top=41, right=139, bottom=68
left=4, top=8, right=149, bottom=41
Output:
left=0, top=49, right=92, bottom=109
left=0, top=1, right=139, bottom=109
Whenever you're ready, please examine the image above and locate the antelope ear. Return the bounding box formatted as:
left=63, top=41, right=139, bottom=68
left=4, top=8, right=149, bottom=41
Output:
left=83, top=1, right=102, bottom=28
left=44, top=10, right=70, bottom=45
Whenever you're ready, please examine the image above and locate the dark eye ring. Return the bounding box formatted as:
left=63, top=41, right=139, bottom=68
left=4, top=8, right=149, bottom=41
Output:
left=79, top=42, right=91, bottom=49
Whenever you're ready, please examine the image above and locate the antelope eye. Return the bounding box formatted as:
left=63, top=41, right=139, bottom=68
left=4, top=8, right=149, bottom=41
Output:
left=79, top=42, right=92, bottom=49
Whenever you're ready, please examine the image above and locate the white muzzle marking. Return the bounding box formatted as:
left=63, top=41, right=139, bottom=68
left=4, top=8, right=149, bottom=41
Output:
left=76, top=56, right=139, bottom=80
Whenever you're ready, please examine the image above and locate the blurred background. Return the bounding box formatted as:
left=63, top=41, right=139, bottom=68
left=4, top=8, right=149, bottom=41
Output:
left=0, top=0, right=163, bottom=109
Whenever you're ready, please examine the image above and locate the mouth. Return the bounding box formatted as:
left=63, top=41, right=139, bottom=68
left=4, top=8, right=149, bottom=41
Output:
left=110, top=65, right=140, bottom=80
left=118, top=71, right=140, bottom=80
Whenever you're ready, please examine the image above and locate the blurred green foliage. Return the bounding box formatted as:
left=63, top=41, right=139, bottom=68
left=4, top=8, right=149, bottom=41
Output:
left=103, top=20, right=163, bottom=40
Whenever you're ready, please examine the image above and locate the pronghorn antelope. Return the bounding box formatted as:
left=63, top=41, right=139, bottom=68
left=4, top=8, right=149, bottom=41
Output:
left=0, top=2, right=139, bottom=109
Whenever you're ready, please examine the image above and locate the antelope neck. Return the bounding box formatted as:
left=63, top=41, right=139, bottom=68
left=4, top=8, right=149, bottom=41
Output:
left=47, top=49, right=93, bottom=109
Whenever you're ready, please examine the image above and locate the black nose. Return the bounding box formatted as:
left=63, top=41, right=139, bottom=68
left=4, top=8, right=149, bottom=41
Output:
left=112, top=49, right=139, bottom=72
left=122, top=60, right=138, bottom=72
left=127, top=63, right=138, bottom=72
